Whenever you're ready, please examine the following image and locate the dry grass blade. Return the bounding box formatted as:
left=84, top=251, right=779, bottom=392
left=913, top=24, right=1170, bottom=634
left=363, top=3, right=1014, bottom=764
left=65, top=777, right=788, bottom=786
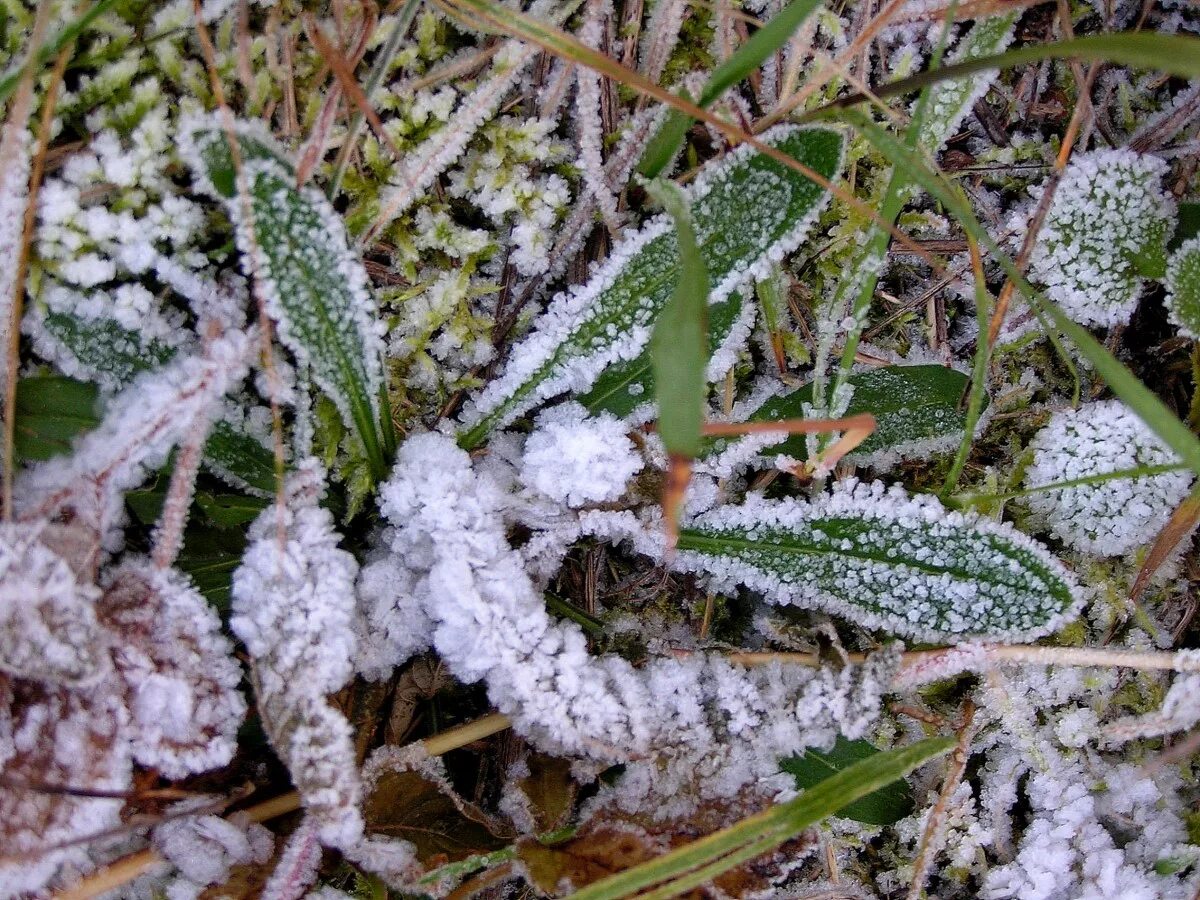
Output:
left=1130, top=487, right=1200, bottom=605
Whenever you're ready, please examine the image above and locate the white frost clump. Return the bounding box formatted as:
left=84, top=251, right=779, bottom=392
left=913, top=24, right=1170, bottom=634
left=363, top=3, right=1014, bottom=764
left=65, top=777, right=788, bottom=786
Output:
left=1027, top=148, right=1174, bottom=327
left=1024, top=401, right=1194, bottom=557
left=231, top=460, right=363, bottom=848
left=153, top=806, right=274, bottom=896
left=365, top=433, right=897, bottom=818
left=518, top=403, right=643, bottom=506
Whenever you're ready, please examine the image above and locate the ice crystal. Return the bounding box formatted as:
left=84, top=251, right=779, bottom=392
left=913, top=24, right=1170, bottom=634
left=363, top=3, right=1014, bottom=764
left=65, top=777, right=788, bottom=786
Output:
left=518, top=403, right=644, bottom=506
left=98, top=559, right=245, bottom=779
left=366, top=433, right=897, bottom=817
left=153, top=804, right=274, bottom=894
left=674, top=479, right=1082, bottom=641
left=1165, top=236, right=1200, bottom=339
left=1027, top=149, right=1174, bottom=327
left=231, top=460, right=364, bottom=848
left=0, top=524, right=105, bottom=686
left=1024, top=401, right=1194, bottom=557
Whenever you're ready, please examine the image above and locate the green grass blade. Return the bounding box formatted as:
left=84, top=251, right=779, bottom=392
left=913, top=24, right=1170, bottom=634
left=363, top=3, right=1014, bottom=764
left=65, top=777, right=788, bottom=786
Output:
left=644, top=178, right=709, bottom=458
left=569, top=736, right=954, bottom=900
left=638, top=0, right=824, bottom=177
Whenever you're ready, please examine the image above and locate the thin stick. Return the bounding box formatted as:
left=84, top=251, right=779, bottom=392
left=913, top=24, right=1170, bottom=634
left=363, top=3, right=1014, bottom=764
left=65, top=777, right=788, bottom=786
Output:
left=52, top=712, right=513, bottom=900
left=1, top=0, right=55, bottom=519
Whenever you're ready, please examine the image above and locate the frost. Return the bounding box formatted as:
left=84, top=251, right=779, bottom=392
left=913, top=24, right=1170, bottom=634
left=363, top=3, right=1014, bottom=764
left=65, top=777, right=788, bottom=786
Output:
left=1026, top=149, right=1174, bottom=327
left=99, top=559, right=245, bottom=778
left=518, top=403, right=644, bottom=506
left=1165, top=236, right=1200, bottom=339
left=674, top=479, right=1082, bottom=641
left=1024, top=400, right=1195, bottom=557
left=153, top=805, right=274, bottom=892
left=231, top=460, right=364, bottom=848
left=1106, top=650, right=1200, bottom=741
left=0, top=524, right=105, bottom=686
left=366, top=433, right=898, bottom=817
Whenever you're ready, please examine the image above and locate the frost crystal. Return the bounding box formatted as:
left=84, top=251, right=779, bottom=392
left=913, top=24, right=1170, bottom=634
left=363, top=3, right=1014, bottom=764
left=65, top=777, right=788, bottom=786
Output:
left=1165, top=236, right=1200, bottom=339
left=1024, top=401, right=1194, bottom=557
left=367, top=433, right=897, bottom=816
left=231, top=460, right=363, bottom=848
left=0, top=524, right=105, bottom=686
left=518, top=403, right=643, bottom=506
left=99, top=559, right=245, bottom=779
left=1027, top=149, right=1174, bottom=327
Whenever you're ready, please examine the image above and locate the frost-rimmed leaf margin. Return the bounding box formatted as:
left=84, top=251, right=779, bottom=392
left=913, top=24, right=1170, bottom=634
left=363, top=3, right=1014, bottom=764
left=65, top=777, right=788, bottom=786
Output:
left=457, top=124, right=845, bottom=449
left=704, top=364, right=981, bottom=474
left=577, top=292, right=751, bottom=420
left=28, top=307, right=277, bottom=495
left=180, top=113, right=388, bottom=480
left=1166, top=236, right=1200, bottom=340
left=673, top=479, right=1082, bottom=642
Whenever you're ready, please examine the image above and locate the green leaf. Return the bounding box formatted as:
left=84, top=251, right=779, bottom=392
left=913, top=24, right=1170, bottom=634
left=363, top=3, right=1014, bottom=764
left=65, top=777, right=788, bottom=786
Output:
left=674, top=483, right=1081, bottom=641
left=577, top=293, right=744, bottom=419
left=194, top=491, right=272, bottom=529
left=780, top=737, right=914, bottom=826
left=38, top=311, right=277, bottom=494
left=569, top=736, right=954, bottom=900
left=185, top=117, right=388, bottom=480
left=12, top=376, right=101, bottom=463
left=710, top=365, right=978, bottom=465
left=644, top=178, right=709, bottom=458
left=638, top=0, right=825, bottom=177
left=1166, top=237, right=1200, bottom=340
left=458, top=125, right=844, bottom=449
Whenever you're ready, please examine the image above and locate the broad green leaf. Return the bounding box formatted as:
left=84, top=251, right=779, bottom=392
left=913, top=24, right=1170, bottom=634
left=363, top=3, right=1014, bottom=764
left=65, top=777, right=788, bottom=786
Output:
left=644, top=178, right=709, bottom=458
left=458, top=125, right=844, bottom=449
left=12, top=376, right=101, bottom=463
left=577, top=293, right=744, bottom=419
left=780, top=737, right=914, bottom=825
left=1166, top=238, right=1200, bottom=340
left=42, top=311, right=177, bottom=388
left=184, top=117, right=388, bottom=480
left=709, top=365, right=978, bottom=466
left=38, top=311, right=277, bottom=494
left=673, top=483, right=1081, bottom=641
left=639, top=0, right=825, bottom=177
left=841, top=109, right=1200, bottom=477
left=569, top=736, right=954, bottom=900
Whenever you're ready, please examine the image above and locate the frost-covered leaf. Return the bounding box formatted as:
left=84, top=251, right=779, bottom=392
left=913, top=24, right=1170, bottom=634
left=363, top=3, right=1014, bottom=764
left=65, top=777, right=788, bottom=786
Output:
left=1027, top=148, right=1174, bottom=327
left=34, top=310, right=276, bottom=494
left=1165, top=236, right=1200, bottom=339
left=0, top=523, right=105, bottom=686
left=457, top=125, right=844, bottom=448
left=577, top=293, right=746, bottom=419
left=183, top=116, right=388, bottom=480
left=98, top=559, right=245, bottom=779
left=13, top=376, right=101, bottom=464
left=1024, top=400, right=1194, bottom=557
left=709, top=365, right=977, bottom=470
left=781, top=737, right=914, bottom=825
left=231, top=460, right=364, bottom=848
left=673, top=480, right=1081, bottom=641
